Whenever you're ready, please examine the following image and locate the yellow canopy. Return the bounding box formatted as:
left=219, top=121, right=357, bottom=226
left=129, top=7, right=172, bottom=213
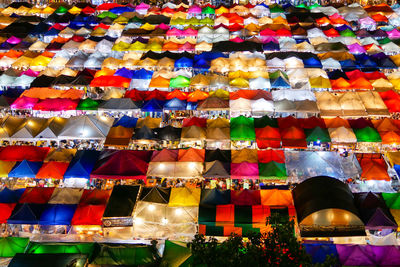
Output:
left=168, top=187, right=201, bottom=207
left=0, top=161, right=16, bottom=177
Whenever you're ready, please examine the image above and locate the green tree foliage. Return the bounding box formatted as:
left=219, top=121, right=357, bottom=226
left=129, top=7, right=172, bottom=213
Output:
left=187, top=213, right=338, bottom=267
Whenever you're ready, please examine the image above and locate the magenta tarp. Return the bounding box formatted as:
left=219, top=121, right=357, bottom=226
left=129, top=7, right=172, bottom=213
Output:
left=7, top=36, right=21, bottom=45
left=166, top=28, right=183, bottom=37
left=261, top=36, right=279, bottom=44
left=387, top=29, right=400, bottom=38
left=21, top=69, right=40, bottom=77
left=188, top=5, right=201, bottom=13
left=33, top=98, right=78, bottom=111
left=157, top=23, right=170, bottom=30
left=336, top=245, right=400, bottom=266
left=230, top=162, right=259, bottom=179
left=11, top=97, right=38, bottom=109
left=135, top=3, right=149, bottom=10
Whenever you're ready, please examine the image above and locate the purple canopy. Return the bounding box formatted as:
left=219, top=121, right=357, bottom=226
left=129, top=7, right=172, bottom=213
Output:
left=231, top=162, right=259, bottom=179
left=347, top=43, right=366, bottom=54
left=337, top=245, right=400, bottom=266
left=261, top=36, right=279, bottom=44
left=359, top=17, right=376, bottom=25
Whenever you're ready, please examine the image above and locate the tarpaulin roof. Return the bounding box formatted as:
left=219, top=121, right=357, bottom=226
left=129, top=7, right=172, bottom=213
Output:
left=39, top=204, right=76, bottom=225
left=139, top=187, right=170, bottom=204
left=103, top=185, right=140, bottom=217
left=169, top=187, right=200, bottom=207
left=63, top=150, right=100, bottom=179
left=0, top=237, right=29, bottom=258
left=0, top=146, right=49, bottom=162
left=293, top=176, right=365, bottom=237
left=8, top=203, right=47, bottom=224
left=91, top=150, right=151, bottom=179
left=35, top=161, right=69, bottom=180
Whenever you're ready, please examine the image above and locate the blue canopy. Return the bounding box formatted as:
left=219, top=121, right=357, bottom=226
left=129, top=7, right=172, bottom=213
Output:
left=358, top=59, right=378, bottom=68
left=263, top=42, right=280, bottom=51
left=132, top=69, right=153, bottom=79
left=8, top=203, right=47, bottom=225
left=339, top=59, right=357, bottom=68
left=114, top=68, right=134, bottom=79
left=141, top=99, right=165, bottom=112
left=304, top=243, right=338, bottom=264
left=186, top=102, right=198, bottom=110
left=109, top=6, right=135, bottom=14
left=8, top=160, right=42, bottom=178
left=63, top=150, right=100, bottom=179
left=39, top=204, right=77, bottom=225
left=113, top=115, right=138, bottom=128
left=44, top=28, right=60, bottom=37
left=194, top=52, right=227, bottom=61
left=164, top=98, right=187, bottom=110
left=194, top=58, right=210, bottom=70
left=0, top=188, right=25, bottom=203
left=303, top=57, right=322, bottom=68
left=174, top=57, right=193, bottom=68
left=30, top=22, right=50, bottom=36
left=270, top=77, right=290, bottom=88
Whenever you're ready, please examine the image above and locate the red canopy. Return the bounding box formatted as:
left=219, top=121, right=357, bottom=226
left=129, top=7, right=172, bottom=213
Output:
left=182, top=117, right=207, bottom=127
left=255, top=126, right=281, bottom=148
left=90, top=76, right=131, bottom=88
left=231, top=190, right=261, bottom=206
left=79, top=189, right=111, bottom=206
left=0, top=146, right=49, bottom=162
left=90, top=150, right=152, bottom=179
left=278, top=116, right=301, bottom=129
left=33, top=98, right=78, bottom=111
left=0, top=203, right=16, bottom=223
left=280, top=127, right=307, bottom=148
left=18, top=187, right=55, bottom=204
left=257, top=150, right=285, bottom=164
left=299, top=116, right=326, bottom=129
left=71, top=204, right=106, bottom=225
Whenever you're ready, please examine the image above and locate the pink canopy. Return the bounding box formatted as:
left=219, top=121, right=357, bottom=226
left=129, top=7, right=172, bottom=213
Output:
left=188, top=5, right=202, bottom=13
left=135, top=3, right=150, bottom=10
left=387, top=29, right=400, bottom=38
left=182, top=28, right=198, bottom=37
left=166, top=28, right=183, bottom=37
left=33, top=98, right=78, bottom=111
left=157, top=23, right=170, bottom=30
left=179, top=42, right=195, bottom=51
left=21, top=69, right=40, bottom=77
left=359, top=17, right=376, bottom=25
left=261, top=36, right=279, bottom=44
left=7, top=36, right=21, bottom=45
left=11, top=97, right=38, bottom=109
left=231, top=162, right=259, bottom=179
left=230, top=37, right=245, bottom=43
left=260, top=28, right=276, bottom=36
left=347, top=43, right=366, bottom=54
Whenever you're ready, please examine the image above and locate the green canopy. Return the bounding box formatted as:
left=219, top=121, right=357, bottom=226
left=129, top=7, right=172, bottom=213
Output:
left=258, top=162, right=287, bottom=180
left=268, top=70, right=288, bottom=80
left=0, top=237, right=29, bottom=258
left=269, top=4, right=284, bottom=13
left=353, top=127, right=382, bottom=142
left=130, top=16, right=143, bottom=23
left=382, top=193, right=400, bottom=209
left=54, top=6, right=69, bottom=14
left=340, top=29, right=356, bottom=37
left=379, top=37, right=392, bottom=45
left=254, top=115, right=278, bottom=128
left=296, top=3, right=307, bottom=8
left=307, top=3, right=321, bottom=9
left=230, top=116, right=255, bottom=141
left=169, top=76, right=190, bottom=88
left=90, top=244, right=157, bottom=266
left=304, top=127, right=331, bottom=143
left=97, top=11, right=118, bottom=19
left=77, top=98, right=99, bottom=110
left=202, top=6, right=215, bottom=14
left=25, top=242, right=95, bottom=256
left=160, top=240, right=192, bottom=267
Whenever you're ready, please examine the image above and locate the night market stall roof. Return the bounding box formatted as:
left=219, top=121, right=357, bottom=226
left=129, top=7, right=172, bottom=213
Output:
left=292, top=176, right=365, bottom=237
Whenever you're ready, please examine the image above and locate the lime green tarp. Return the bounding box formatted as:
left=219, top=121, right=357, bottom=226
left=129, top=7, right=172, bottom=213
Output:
left=98, top=11, right=118, bottom=19
left=230, top=116, right=255, bottom=141
left=382, top=193, right=400, bottom=209
left=258, top=162, right=287, bottom=180
left=169, top=76, right=190, bottom=88
left=25, top=242, right=95, bottom=255
left=0, top=237, right=29, bottom=258
left=90, top=244, right=157, bottom=266
left=77, top=98, right=99, bottom=110
left=305, top=127, right=331, bottom=143
left=353, top=127, right=382, bottom=142
left=160, top=240, right=192, bottom=267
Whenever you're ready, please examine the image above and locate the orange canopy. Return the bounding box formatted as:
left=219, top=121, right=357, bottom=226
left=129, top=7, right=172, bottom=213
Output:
left=372, top=118, right=399, bottom=132
left=35, top=161, right=69, bottom=179
left=380, top=131, right=400, bottom=145
left=178, top=148, right=205, bottom=162
left=324, top=117, right=351, bottom=128
left=260, top=189, right=293, bottom=206
left=358, top=157, right=390, bottom=181
left=21, top=88, right=84, bottom=100
left=187, top=90, right=209, bottom=102
left=149, top=76, right=170, bottom=88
